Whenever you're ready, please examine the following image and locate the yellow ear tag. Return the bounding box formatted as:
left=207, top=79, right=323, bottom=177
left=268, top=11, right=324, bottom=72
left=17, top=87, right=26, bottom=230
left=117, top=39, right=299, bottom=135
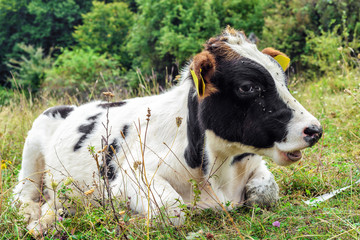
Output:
left=274, top=55, right=290, bottom=71
left=190, top=69, right=206, bottom=97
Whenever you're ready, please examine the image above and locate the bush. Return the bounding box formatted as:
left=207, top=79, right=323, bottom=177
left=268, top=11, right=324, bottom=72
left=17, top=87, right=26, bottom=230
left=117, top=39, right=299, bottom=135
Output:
left=6, top=43, right=53, bottom=93
left=127, top=0, right=217, bottom=83
left=260, top=0, right=360, bottom=72
left=301, top=25, right=360, bottom=80
left=0, top=86, right=14, bottom=106
left=44, top=48, right=122, bottom=96
left=303, top=27, right=342, bottom=74
left=0, top=0, right=93, bottom=84
left=127, top=0, right=268, bottom=85
left=73, top=1, right=134, bottom=69
left=212, top=0, right=267, bottom=36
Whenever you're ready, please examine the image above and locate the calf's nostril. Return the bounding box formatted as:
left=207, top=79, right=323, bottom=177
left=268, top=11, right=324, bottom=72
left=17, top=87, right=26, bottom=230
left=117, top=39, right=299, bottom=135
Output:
left=304, top=125, right=322, bottom=136
left=303, top=125, right=323, bottom=146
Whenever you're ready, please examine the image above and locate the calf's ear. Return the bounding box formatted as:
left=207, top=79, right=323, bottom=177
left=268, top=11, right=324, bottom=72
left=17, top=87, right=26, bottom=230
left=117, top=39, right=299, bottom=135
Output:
left=262, top=47, right=290, bottom=71
left=190, top=51, right=218, bottom=99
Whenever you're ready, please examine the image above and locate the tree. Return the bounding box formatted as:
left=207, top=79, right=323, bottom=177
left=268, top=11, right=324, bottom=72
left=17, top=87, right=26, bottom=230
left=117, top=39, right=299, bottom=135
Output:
left=127, top=0, right=268, bottom=85
left=73, top=1, right=134, bottom=69
left=260, top=0, right=360, bottom=72
left=0, top=0, right=92, bottom=85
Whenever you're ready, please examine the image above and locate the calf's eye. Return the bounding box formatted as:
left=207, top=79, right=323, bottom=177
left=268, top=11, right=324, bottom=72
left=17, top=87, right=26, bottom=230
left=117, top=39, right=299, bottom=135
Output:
left=239, top=85, right=254, bottom=93
left=239, top=85, right=261, bottom=94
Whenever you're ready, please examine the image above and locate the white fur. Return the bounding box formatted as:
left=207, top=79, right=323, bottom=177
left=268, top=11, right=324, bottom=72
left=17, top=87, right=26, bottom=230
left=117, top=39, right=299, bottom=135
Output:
left=14, top=30, right=320, bottom=235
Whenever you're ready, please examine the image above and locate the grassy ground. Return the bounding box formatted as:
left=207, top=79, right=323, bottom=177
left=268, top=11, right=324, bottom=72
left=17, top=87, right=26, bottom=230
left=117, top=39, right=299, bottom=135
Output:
left=0, top=70, right=359, bottom=239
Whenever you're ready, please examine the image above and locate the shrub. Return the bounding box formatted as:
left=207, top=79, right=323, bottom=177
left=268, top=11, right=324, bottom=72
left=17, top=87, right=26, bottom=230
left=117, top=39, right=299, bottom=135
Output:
left=44, top=48, right=122, bottom=96
left=260, top=0, right=360, bottom=72
left=73, top=1, right=134, bottom=69
left=0, top=86, right=14, bottom=106
left=212, top=0, right=267, bottom=36
left=6, top=43, right=53, bottom=93
left=127, top=0, right=217, bottom=83
left=303, top=27, right=341, bottom=75
left=301, top=25, right=360, bottom=85
left=0, top=0, right=93, bottom=84
left=127, top=0, right=268, bottom=85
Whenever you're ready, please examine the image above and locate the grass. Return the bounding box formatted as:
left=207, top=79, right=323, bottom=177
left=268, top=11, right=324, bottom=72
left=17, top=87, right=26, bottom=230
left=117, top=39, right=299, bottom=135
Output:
left=0, top=68, right=359, bottom=239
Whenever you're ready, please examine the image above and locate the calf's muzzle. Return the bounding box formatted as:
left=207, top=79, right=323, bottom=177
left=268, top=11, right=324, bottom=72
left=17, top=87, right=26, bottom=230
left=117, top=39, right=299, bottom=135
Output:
left=303, top=125, right=323, bottom=147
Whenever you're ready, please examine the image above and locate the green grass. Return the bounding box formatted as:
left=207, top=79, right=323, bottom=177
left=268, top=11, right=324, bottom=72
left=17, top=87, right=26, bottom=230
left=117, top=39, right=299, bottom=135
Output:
left=1, top=69, right=359, bottom=239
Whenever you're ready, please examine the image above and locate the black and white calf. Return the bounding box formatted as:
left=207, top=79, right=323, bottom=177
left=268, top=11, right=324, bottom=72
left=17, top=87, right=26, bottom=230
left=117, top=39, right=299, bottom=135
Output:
left=14, top=27, right=322, bottom=233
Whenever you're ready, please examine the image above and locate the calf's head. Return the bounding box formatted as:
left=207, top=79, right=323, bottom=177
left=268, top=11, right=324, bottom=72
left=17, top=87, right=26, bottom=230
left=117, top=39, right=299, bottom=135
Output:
left=190, top=27, right=322, bottom=166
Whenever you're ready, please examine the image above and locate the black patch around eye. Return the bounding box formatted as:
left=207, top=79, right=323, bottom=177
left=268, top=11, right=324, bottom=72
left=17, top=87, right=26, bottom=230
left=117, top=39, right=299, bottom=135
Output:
left=98, top=101, right=126, bottom=109
left=100, top=139, right=118, bottom=181
left=198, top=57, right=292, bottom=149
left=231, top=153, right=254, bottom=165
left=44, top=106, right=74, bottom=119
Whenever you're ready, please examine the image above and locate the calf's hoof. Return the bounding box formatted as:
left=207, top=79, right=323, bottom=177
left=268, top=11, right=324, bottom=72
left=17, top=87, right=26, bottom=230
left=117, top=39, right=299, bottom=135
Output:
left=244, top=175, right=279, bottom=208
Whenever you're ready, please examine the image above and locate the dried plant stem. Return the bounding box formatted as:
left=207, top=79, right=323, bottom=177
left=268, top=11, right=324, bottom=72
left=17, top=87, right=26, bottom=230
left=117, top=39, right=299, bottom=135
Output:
left=100, top=94, right=128, bottom=239
left=149, top=127, right=180, bottom=184
left=136, top=108, right=152, bottom=240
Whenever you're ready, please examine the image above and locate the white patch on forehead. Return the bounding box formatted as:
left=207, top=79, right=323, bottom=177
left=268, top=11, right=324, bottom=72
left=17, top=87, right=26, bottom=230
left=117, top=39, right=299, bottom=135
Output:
left=225, top=36, right=285, bottom=89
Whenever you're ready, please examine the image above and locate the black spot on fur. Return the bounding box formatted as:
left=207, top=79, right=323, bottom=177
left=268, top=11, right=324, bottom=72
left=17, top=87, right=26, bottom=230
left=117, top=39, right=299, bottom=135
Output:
left=74, top=135, right=88, bottom=151
left=184, top=89, right=208, bottom=174
left=100, top=139, right=118, bottom=181
left=98, top=101, right=126, bottom=109
left=232, top=153, right=255, bottom=165
left=121, top=125, right=129, bottom=138
left=74, top=122, right=97, bottom=151
left=78, top=122, right=96, bottom=134
left=87, top=113, right=102, bottom=121
left=44, top=106, right=74, bottom=119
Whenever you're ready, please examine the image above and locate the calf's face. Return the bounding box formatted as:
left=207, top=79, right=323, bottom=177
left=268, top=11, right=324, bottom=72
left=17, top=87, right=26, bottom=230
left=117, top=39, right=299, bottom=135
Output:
left=191, top=28, right=322, bottom=166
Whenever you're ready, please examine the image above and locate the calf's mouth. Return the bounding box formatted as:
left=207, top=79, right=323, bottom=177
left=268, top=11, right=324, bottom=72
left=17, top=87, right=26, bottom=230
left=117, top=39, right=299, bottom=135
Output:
left=286, top=150, right=302, bottom=162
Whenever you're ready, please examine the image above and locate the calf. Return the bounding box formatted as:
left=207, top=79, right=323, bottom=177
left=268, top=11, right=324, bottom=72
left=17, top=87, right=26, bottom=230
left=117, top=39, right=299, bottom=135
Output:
left=14, top=27, right=322, bottom=234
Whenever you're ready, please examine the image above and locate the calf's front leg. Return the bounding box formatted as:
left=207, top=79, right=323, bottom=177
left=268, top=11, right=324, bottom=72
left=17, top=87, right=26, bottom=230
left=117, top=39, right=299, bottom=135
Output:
left=206, top=154, right=279, bottom=208
left=243, top=156, right=279, bottom=207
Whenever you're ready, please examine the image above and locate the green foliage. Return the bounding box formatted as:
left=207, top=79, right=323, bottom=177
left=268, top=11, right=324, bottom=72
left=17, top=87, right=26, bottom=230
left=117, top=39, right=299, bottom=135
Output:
left=73, top=1, right=134, bottom=69
left=45, top=48, right=121, bottom=95
left=1, top=0, right=360, bottom=102
left=0, top=86, right=14, bottom=106
left=261, top=0, right=313, bottom=66
left=314, top=0, right=360, bottom=38
left=213, top=0, right=268, bottom=35
left=127, top=0, right=268, bottom=84
left=303, top=28, right=343, bottom=74
left=261, top=0, right=360, bottom=71
left=302, top=26, right=360, bottom=78
left=6, top=43, right=53, bottom=93
left=127, top=0, right=216, bottom=81
left=0, top=0, right=92, bottom=84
